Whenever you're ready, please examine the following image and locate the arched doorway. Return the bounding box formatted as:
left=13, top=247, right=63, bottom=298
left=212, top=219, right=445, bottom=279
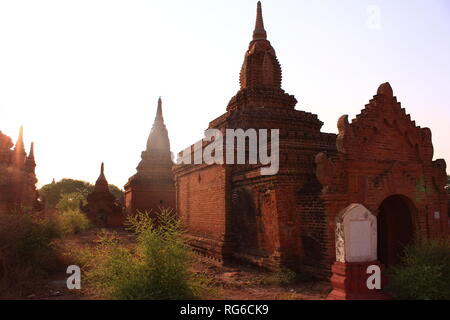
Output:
left=378, top=195, right=415, bottom=267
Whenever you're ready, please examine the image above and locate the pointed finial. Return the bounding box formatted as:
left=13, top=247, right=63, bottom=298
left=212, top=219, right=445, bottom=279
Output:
left=253, top=1, right=267, bottom=40
left=155, top=96, right=163, bottom=122
left=27, top=142, right=35, bottom=165
left=377, top=82, right=393, bottom=97
left=29, top=142, right=34, bottom=157
left=94, top=162, right=109, bottom=191
left=97, top=162, right=107, bottom=182
left=16, top=126, right=24, bottom=147
left=13, top=126, right=26, bottom=166
left=25, top=141, right=36, bottom=170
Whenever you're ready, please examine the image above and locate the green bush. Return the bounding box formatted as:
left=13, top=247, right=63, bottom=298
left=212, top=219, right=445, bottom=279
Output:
left=56, top=209, right=91, bottom=235
left=387, top=237, right=450, bottom=300
left=0, top=213, right=60, bottom=298
left=83, top=209, right=210, bottom=299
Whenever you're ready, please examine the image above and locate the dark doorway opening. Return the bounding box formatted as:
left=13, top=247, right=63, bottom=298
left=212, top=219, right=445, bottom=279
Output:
left=378, top=195, right=415, bottom=267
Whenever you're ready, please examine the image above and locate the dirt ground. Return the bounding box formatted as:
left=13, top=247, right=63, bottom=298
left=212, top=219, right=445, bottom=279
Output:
left=27, top=229, right=331, bottom=300
left=191, top=256, right=331, bottom=300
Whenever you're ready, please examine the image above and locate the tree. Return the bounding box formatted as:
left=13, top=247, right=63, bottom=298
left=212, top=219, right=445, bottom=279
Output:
left=39, top=178, right=123, bottom=209
left=56, top=192, right=86, bottom=212
left=108, top=184, right=123, bottom=200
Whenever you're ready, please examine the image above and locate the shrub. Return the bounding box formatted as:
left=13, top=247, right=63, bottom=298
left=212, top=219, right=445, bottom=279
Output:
left=0, top=213, right=60, bottom=298
left=55, top=209, right=91, bottom=235
left=386, top=237, right=450, bottom=300
left=83, top=209, right=211, bottom=299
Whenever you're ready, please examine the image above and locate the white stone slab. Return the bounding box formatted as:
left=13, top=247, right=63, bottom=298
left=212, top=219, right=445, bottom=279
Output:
left=335, top=203, right=377, bottom=263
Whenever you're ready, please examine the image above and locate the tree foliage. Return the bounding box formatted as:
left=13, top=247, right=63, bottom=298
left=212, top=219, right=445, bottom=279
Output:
left=39, top=178, right=123, bottom=209
left=56, top=192, right=86, bottom=212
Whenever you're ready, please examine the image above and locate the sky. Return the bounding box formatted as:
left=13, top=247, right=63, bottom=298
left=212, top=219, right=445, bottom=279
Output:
left=0, top=0, right=449, bottom=188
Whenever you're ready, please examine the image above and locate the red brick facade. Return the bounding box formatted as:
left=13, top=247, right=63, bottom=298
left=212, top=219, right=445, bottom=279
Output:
left=174, top=2, right=337, bottom=271
left=124, top=97, right=176, bottom=217
left=0, top=127, right=40, bottom=214
left=173, top=2, right=449, bottom=278
left=315, top=82, right=449, bottom=275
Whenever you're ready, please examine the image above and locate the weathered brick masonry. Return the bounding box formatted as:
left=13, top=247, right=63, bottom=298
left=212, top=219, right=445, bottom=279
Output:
left=174, top=2, right=449, bottom=278
left=315, top=83, right=449, bottom=272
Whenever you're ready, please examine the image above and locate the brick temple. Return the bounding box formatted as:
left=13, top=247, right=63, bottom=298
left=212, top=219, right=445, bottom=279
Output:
left=0, top=127, right=40, bottom=214
left=124, top=97, right=176, bottom=216
left=173, top=2, right=449, bottom=278
left=82, top=163, right=125, bottom=227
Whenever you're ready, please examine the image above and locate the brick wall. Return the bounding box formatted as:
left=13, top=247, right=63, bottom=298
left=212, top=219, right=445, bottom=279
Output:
left=125, top=183, right=175, bottom=216
left=175, top=164, right=230, bottom=259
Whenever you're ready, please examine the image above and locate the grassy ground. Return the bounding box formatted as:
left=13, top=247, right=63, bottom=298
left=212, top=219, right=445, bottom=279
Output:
left=25, top=228, right=330, bottom=300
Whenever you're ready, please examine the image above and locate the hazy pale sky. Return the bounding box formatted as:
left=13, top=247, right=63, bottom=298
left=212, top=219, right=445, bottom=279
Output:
left=0, top=0, right=449, bottom=188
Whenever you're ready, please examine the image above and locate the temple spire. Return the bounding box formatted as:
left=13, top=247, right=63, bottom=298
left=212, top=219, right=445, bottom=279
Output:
left=28, top=142, right=35, bottom=160
left=141, top=96, right=171, bottom=159
left=237, top=1, right=282, bottom=92
left=15, top=126, right=25, bottom=151
left=253, top=1, right=267, bottom=41
left=13, top=126, right=26, bottom=167
left=25, top=142, right=36, bottom=171
left=94, top=162, right=109, bottom=192
left=155, top=96, right=163, bottom=122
